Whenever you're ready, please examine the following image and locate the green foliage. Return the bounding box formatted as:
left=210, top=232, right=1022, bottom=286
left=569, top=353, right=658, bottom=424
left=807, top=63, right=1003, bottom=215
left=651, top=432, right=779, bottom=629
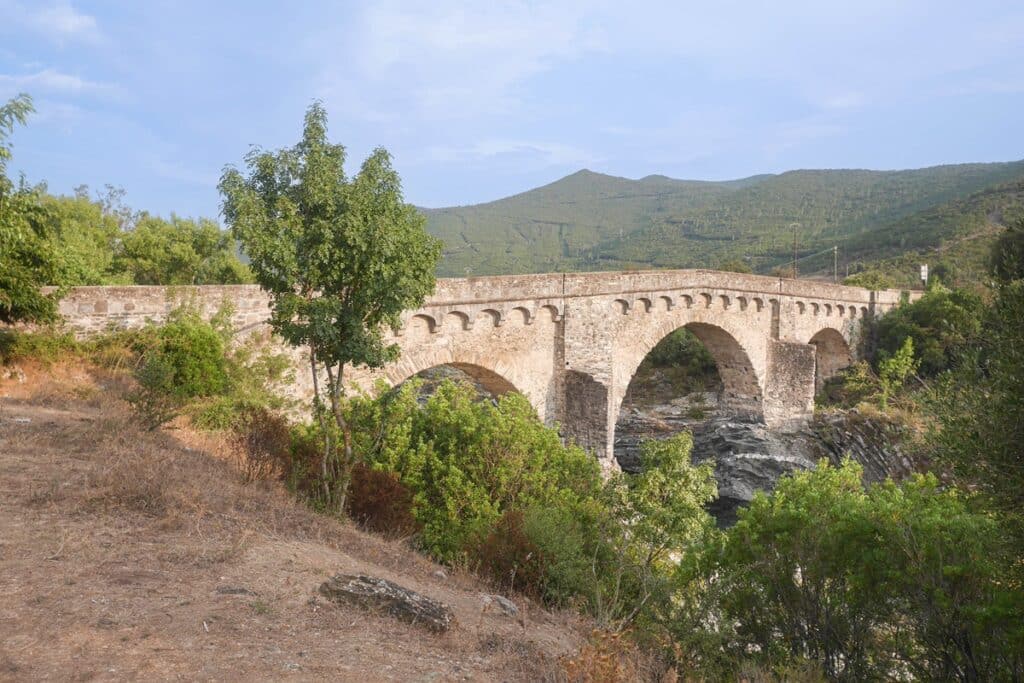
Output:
left=0, top=93, right=64, bottom=324
left=841, top=269, right=895, bottom=290
left=128, top=351, right=185, bottom=430
left=0, top=327, right=79, bottom=366
left=990, top=216, right=1024, bottom=283
left=646, top=327, right=715, bottom=371
left=39, top=193, right=126, bottom=285
left=817, top=361, right=880, bottom=408
left=219, top=101, right=442, bottom=514
left=115, top=214, right=253, bottom=285
left=348, top=380, right=602, bottom=562
left=149, top=313, right=227, bottom=399
left=598, top=434, right=717, bottom=630
left=329, top=379, right=717, bottom=628
left=630, top=327, right=720, bottom=401
left=878, top=337, right=918, bottom=410
left=927, top=279, right=1024, bottom=529
left=680, top=460, right=1023, bottom=680
left=187, top=324, right=294, bottom=430
left=875, top=283, right=982, bottom=376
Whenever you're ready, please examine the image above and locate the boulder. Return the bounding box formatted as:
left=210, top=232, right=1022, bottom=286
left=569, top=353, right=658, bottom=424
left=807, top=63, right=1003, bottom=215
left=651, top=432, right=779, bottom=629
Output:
left=318, top=574, right=454, bottom=632
left=480, top=594, right=518, bottom=617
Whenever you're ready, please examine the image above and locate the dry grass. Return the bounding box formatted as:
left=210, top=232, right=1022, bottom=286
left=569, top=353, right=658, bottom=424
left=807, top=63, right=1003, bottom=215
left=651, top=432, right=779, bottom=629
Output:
left=0, top=361, right=601, bottom=681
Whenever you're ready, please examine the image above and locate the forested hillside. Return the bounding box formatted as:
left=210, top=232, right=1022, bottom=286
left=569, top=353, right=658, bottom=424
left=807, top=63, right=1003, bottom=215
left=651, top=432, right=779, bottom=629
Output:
left=424, top=161, right=1024, bottom=283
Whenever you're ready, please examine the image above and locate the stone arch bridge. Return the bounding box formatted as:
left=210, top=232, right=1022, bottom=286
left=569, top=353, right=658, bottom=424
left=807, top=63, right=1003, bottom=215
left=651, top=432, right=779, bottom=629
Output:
left=57, top=270, right=906, bottom=470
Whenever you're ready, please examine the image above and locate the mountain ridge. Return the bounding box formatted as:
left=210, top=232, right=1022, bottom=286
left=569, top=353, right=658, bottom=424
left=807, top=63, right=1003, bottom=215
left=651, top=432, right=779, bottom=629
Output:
left=421, top=159, right=1024, bottom=285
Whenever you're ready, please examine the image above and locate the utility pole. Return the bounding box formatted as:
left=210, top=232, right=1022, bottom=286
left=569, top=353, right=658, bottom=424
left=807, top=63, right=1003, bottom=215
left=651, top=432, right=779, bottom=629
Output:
left=833, top=245, right=838, bottom=284
left=791, top=222, right=800, bottom=278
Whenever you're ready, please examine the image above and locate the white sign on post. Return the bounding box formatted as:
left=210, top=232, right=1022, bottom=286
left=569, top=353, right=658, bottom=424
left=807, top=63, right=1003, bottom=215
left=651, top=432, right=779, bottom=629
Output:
left=920, top=264, right=928, bottom=284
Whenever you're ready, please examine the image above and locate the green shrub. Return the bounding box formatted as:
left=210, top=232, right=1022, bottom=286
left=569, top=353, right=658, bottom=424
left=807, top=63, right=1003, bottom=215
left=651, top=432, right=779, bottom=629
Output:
left=817, top=360, right=880, bottom=408
left=875, top=283, right=981, bottom=377
left=146, top=314, right=227, bottom=399
left=126, top=311, right=226, bottom=428
left=842, top=270, right=895, bottom=290
left=0, top=327, right=80, bottom=366
left=128, top=353, right=184, bottom=430
left=679, top=460, right=1023, bottom=680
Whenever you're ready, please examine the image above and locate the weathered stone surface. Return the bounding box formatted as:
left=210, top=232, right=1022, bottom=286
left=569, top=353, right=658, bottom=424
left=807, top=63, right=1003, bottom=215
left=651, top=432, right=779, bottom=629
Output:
left=809, top=410, right=918, bottom=483
left=480, top=594, right=518, bottom=617
left=318, top=574, right=454, bottom=632
left=50, top=271, right=912, bottom=468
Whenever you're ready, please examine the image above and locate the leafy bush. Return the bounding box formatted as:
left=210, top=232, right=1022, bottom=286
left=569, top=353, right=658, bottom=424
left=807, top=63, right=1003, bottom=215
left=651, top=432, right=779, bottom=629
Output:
left=678, top=460, right=1023, bottom=680
left=878, top=336, right=918, bottom=409
left=990, top=216, right=1024, bottom=283
left=927, top=279, right=1024, bottom=528
left=817, top=361, right=880, bottom=408
left=127, top=353, right=183, bottom=430
left=325, top=379, right=717, bottom=625
left=646, top=327, right=716, bottom=373
left=842, top=269, right=895, bottom=290
left=127, top=311, right=226, bottom=429
left=0, top=327, right=79, bottom=366
left=875, top=283, right=981, bottom=376
left=150, top=314, right=227, bottom=398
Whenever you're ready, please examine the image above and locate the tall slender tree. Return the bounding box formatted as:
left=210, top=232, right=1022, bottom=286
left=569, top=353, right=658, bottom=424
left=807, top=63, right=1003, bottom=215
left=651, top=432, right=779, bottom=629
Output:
left=219, top=102, right=441, bottom=512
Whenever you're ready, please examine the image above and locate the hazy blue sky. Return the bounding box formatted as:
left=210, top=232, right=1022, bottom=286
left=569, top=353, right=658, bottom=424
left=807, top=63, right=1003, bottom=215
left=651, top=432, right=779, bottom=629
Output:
left=2, top=1, right=1022, bottom=219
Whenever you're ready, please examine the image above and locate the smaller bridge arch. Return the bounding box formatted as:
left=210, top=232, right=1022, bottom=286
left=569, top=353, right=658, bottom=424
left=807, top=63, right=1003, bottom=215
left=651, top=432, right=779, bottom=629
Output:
left=808, top=327, right=854, bottom=392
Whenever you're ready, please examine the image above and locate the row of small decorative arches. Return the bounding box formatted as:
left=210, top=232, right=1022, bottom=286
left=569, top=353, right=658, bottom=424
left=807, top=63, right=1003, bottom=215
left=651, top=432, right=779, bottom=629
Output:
left=394, top=292, right=873, bottom=336
left=612, top=293, right=869, bottom=319
left=395, top=302, right=563, bottom=335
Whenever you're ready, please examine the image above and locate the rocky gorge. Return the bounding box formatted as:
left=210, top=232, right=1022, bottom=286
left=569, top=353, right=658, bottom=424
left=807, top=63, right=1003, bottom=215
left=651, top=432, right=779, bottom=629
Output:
left=615, top=390, right=919, bottom=525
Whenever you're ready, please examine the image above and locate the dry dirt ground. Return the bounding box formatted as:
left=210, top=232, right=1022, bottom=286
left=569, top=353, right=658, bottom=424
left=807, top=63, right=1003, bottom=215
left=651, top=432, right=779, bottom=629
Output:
left=0, top=363, right=592, bottom=682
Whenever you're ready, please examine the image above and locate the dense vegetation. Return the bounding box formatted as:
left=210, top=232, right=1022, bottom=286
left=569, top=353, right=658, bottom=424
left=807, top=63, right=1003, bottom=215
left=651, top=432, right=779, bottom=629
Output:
left=425, top=165, right=1024, bottom=285
left=0, top=94, right=251, bottom=325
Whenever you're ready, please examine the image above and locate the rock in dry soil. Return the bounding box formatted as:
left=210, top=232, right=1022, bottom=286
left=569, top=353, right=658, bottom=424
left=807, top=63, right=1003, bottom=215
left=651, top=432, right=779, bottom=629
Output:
left=318, top=574, right=455, bottom=632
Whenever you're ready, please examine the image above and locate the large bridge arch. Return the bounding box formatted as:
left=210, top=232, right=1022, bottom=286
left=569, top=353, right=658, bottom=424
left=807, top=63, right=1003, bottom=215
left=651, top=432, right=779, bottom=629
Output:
left=611, top=319, right=764, bottom=431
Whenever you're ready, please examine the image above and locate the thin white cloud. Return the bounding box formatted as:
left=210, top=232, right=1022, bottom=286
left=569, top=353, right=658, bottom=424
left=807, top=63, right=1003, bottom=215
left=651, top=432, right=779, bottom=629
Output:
left=0, top=68, right=117, bottom=96
left=315, top=1, right=607, bottom=121
left=27, top=1, right=102, bottom=45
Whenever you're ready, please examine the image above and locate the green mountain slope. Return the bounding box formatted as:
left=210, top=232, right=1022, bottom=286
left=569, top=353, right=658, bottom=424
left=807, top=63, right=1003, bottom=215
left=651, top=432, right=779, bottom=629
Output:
left=423, top=161, right=1024, bottom=280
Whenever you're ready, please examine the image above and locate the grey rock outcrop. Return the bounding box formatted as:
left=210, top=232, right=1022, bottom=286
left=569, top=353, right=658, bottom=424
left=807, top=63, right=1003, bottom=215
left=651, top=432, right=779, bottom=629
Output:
left=616, top=400, right=915, bottom=526
left=318, top=574, right=454, bottom=632
left=809, top=410, right=917, bottom=483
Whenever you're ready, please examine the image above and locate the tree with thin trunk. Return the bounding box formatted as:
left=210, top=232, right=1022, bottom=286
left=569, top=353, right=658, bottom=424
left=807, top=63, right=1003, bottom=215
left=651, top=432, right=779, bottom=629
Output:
left=219, top=102, right=441, bottom=514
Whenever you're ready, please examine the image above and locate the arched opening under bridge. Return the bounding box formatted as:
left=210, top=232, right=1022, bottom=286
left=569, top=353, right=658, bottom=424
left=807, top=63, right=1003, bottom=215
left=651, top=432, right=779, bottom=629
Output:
left=808, top=328, right=853, bottom=394
left=613, top=322, right=762, bottom=472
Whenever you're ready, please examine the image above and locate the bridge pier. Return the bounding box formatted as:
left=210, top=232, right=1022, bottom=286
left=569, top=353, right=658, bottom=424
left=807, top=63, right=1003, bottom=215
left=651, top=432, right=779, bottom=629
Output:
left=762, top=339, right=817, bottom=429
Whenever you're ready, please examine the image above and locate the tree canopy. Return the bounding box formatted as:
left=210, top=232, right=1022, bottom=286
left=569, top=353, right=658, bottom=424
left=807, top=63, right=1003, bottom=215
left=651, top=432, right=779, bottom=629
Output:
left=219, top=101, right=442, bottom=512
